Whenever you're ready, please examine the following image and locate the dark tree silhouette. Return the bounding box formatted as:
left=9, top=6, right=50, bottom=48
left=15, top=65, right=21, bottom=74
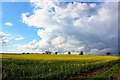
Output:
left=118, top=52, right=120, bottom=55
left=26, top=53, right=29, bottom=54
left=45, top=51, right=51, bottom=54
left=106, top=52, right=111, bottom=55
left=22, top=52, right=25, bottom=54
left=79, top=51, right=84, bottom=55
left=55, top=52, right=57, bottom=55
left=68, top=51, right=71, bottom=55
left=45, top=51, right=48, bottom=54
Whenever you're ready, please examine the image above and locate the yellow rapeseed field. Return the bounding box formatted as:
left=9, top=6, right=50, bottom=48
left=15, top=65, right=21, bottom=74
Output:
left=2, top=54, right=120, bottom=79
left=2, top=54, right=119, bottom=61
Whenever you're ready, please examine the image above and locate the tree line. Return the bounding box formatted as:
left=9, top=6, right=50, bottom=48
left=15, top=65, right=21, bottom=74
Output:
left=22, top=51, right=119, bottom=55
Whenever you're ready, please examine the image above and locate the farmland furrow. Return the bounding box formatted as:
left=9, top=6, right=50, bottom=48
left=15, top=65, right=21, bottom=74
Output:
left=64, top=67, right=109, bottom=80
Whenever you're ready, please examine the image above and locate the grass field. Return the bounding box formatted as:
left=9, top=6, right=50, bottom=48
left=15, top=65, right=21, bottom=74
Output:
left=1, top=54, right=120, bottom=80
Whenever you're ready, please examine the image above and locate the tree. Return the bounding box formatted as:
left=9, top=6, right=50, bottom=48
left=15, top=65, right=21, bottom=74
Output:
left=79, top=51, right=84, bottom=55
left=106, top=52, right=111, bottom=55
left=45, top=51, right=51, bottom=54
left=55, top=52, right=57, bottom=55
left=68, top=51, right=71, bottom=55
left=118, top=52, right=120, bottom=55
left=22, top=52, right=25, bottom=54
left=26, top=52, right=29, bottom=54
left=45, top=51, right=48, bottom=54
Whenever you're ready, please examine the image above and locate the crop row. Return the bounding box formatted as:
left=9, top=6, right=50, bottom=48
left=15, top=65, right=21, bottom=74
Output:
left=2, top=58, right=119, bottom=80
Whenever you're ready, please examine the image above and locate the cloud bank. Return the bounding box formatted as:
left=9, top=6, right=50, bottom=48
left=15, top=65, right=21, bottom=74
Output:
left=21, top=1, right=118, bottom=54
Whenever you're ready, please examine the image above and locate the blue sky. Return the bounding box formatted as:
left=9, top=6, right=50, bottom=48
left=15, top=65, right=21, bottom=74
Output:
left=2, top=2, right=40, bottom=46
left=0, top=1, right=118, bottom=54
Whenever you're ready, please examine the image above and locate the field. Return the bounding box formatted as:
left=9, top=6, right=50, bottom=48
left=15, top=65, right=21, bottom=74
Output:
left=1, top=54, right=120, bottom=80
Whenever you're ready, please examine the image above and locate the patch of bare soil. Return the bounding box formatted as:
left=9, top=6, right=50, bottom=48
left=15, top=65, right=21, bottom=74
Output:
left=64, top=67, right=108, bottom=80
left=117, top=69, right=120, bottom=80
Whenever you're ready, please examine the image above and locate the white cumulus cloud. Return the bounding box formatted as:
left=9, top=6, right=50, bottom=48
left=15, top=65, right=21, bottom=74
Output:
left=15, top=36, right=25, bottom=41
left=0, top=32, right=10, bottom=46
left=21, top=1, right=118, bottom=54
left=4, top=22, right=13, bottom=26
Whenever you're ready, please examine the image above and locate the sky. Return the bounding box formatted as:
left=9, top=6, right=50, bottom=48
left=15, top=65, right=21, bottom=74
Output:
left=0, top=0, right=119, bottom=55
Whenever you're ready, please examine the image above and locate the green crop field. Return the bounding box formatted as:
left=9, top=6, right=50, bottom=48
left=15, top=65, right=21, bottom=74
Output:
left=1, top=54, right=120, bottom=80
